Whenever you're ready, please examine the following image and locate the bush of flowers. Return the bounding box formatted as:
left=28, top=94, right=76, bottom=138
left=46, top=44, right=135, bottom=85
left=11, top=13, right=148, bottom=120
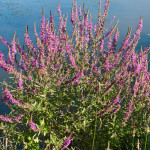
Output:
left=0, top=0, right=150, bottom=149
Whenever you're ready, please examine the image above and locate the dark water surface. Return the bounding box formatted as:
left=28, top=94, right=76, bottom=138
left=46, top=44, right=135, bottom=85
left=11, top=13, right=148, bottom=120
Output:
left=0, top=0, right=150, bottom=114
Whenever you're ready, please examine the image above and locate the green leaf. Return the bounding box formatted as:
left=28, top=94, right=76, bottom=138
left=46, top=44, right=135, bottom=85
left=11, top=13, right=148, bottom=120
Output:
left=9, top=89, right=17, bottom=92
left=40, top=94, right=46, bottom=98
left=32, top=101, right=37, bottom=107
left=37, top=131, right=41, bottom=136
left=49, top=89, right=56, bottom=93
left=33, top=137, right=39, bottom=143
left=81, top=108, right=86, bottom=114
left=49, top=112, right=53, bottom=118
left=39, top=119, right=45, bottom=126
left=43, top=129, right=48, bottom=136
left=9, top=76, right=15, bottom=79
left=27, top=136, right=32, bottom=141
left=34, top=84, right=40, bottom=88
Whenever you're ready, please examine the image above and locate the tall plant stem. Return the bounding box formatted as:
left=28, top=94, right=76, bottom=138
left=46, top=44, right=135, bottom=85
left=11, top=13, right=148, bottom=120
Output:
left=144, top=133, right=148, bottom=150
left=132, top=136, right=134, bottom=150
left=92, top=108, right=97, bottom=150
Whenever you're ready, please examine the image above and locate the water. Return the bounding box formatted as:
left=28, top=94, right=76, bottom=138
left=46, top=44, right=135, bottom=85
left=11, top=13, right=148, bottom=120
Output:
left=0, top=0, right=150, bottom=114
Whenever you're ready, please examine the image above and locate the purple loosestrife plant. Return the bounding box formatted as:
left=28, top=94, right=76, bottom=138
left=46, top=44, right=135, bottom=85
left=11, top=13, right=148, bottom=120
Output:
left=0, top=0, right=150, bottom=149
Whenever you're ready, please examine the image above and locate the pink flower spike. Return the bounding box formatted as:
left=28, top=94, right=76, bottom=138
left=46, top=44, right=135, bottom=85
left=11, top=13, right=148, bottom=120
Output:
left=0, top=115, right=13, bottom=123
left=79, top=3, right=82, bottom=17
left=61, top=136, right=71, bottom=150
left=29, top=121, right=39, bottom=131
left=17, top=75, right=23, bottom=91
left=57, top=3, right=61, bottom=17
left=13, top=115, right=22, bottom=122
left=0, top=36, right=10, bottom=47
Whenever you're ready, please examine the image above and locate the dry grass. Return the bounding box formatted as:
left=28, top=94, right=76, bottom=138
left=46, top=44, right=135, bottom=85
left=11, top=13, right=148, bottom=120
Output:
left=0, top=136, right=17, bottom=150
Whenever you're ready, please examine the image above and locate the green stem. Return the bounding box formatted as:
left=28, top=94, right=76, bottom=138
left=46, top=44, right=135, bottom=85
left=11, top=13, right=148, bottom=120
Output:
left=144, top=133, right=148, bottom=150
left=92, top=108, right=97, bottom=150
left=132, top=136, right=134, bottom=150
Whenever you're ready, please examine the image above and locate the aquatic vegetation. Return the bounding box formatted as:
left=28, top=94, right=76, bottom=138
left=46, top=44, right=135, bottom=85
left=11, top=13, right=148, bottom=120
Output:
left=0, top=0, right=150, bottom=149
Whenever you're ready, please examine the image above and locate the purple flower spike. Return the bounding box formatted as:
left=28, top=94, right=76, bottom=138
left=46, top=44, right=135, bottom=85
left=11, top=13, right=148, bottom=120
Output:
left=0, top=36, right=10, bottom=47
left=0, top=115, right=13, bottom=123
left=2, top=88, right=13, bottom=104
left=122, top=99, right=134, bottom=125
left=13, top=114, right=23, bottom=122
left=17, top=75, right=23, bottom=90
left=73, top=72, right=83, bottom=83
left=61, top=136, right=71, bottom=150
left=29, top=121, right=39, bottom=131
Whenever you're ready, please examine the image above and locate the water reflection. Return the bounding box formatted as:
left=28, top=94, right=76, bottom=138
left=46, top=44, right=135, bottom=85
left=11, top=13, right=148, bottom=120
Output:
left=0, top=0, right=150, bottom=114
